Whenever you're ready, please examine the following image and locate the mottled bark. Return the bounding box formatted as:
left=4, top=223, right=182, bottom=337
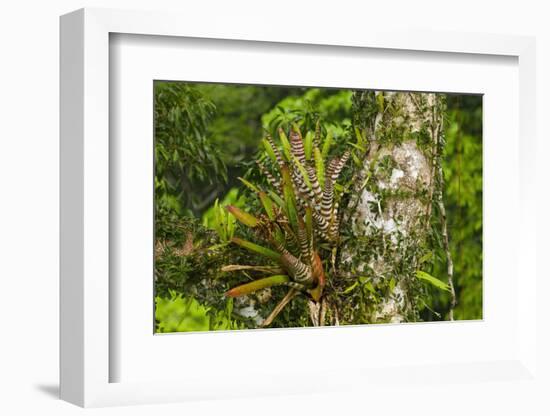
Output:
left=339, top=91, right=446, bottom=324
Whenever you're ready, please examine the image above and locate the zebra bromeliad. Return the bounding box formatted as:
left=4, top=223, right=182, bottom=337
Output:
left=222, top=124, right=350, bottom=326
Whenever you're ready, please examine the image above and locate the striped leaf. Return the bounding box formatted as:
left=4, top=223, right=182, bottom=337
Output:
left=305, top=207, right=313, bottom=240
left=281, top=166, right=298, bottom=230
left=296, top=215, right=311, bottom=263
left=281, top=251, right=312, bottom=284
left=266, top=134, right=286, bottom=170
left=256, top=160, right=280, bottom=190
left=321, top=151, right=350, bottom=222
left=289, top=127, right=306, bottom=164
left=306, top=165, right=323, bottom=205
left=262, top=138, right=278, bottom=163
left=292, top=156, right=313, bottom=191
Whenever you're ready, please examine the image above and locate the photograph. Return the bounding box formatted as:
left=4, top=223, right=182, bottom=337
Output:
left=0, top=0, right=543, bottom=412
left=153, top=81, right=483, bottom=332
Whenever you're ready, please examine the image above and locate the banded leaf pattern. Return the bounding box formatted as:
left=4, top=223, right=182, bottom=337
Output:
left=222, top=124, right=350, bottom=326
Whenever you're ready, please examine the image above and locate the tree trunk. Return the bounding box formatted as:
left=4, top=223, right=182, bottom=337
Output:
left=338, top=91, right=446, bottom=324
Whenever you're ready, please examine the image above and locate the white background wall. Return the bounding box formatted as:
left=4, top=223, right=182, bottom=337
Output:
left=0, top=1, right=548, bottom=415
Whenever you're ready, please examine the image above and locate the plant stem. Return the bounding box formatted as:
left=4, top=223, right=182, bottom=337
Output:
left=260, top=288, right=298, bottom=327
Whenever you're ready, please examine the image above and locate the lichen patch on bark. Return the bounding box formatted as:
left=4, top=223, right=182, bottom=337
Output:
left=341, top=91, right=444, bottom=324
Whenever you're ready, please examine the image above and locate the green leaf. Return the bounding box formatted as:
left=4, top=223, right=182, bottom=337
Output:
left=351, top=151, right=362, bottom=167
left=226, top=213, right=235, bottom=240
left=205, top=242, right=230, bottom=251
left=226, top=275, right=290, bottom=297
left=305, top=207, right=313, bottom=238
left=278, top=128, right=292, bottom=160
left=259, top=191, right=275, bottom=220
left=281, top=167, right=298, bottom=229
left=415, top=271, right=451, bottom=292
left=364, top=281, right=376, bottom=295
left=268, top=190, right=286, bottom=212
left=418, top=252, right=434, bottom=264
left=155, top=294, right=210, bottom=332
left=389, top=277, right=396, bottom=293
left=321, top=131, right=333, bottom=158
left=342, top=281, right=358, bottom=294
left=304, top=131, right=313, bottom=161
left=347, top=141, right=366, bottom=153
left=285, top=187, right=299, bottom=230
left=376, top=93, right=385, bottom=112
left=292, top=156, right=313, bottom=190
left=314, top=147, right=325, bottom=188
left=238, top=177, right=261, bottom=194
left=213, top=199, right=221, bottom=237
left=226, top=206, right=260, bottom=228
left=263, top=138, right=278, bottom=163
left=231, top=237, right=281, bottom=262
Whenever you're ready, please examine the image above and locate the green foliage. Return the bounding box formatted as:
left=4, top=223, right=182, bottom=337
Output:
left=222, top=125, right=350, bottom=324
left=415, top=270, right=452, bottom=293
left=194, top=83, right=302, bottom=166
left=155, top=212, right=269, bottom=331
left=154, top=81, right=227, bottom=217
left=155, top=291, right=243, bottom=332
left=201, top=188, right=246, bottom=242
left=262, top=89, right=353, bottom=149
left=430, top=95, right=483, bottom=320
left=154, top=82, right=483, bottom=330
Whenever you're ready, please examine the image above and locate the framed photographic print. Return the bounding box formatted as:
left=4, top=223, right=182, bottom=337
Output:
left=60, top=7, right=538, bottom=408
left=151, top=81, right=482, bottom=332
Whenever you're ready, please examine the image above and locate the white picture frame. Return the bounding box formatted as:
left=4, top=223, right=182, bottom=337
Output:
left=60, top=7, right=538, bottom=408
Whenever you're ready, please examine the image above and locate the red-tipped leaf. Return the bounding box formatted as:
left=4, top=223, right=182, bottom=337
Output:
left=226, top=206, right=260, bottom=228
